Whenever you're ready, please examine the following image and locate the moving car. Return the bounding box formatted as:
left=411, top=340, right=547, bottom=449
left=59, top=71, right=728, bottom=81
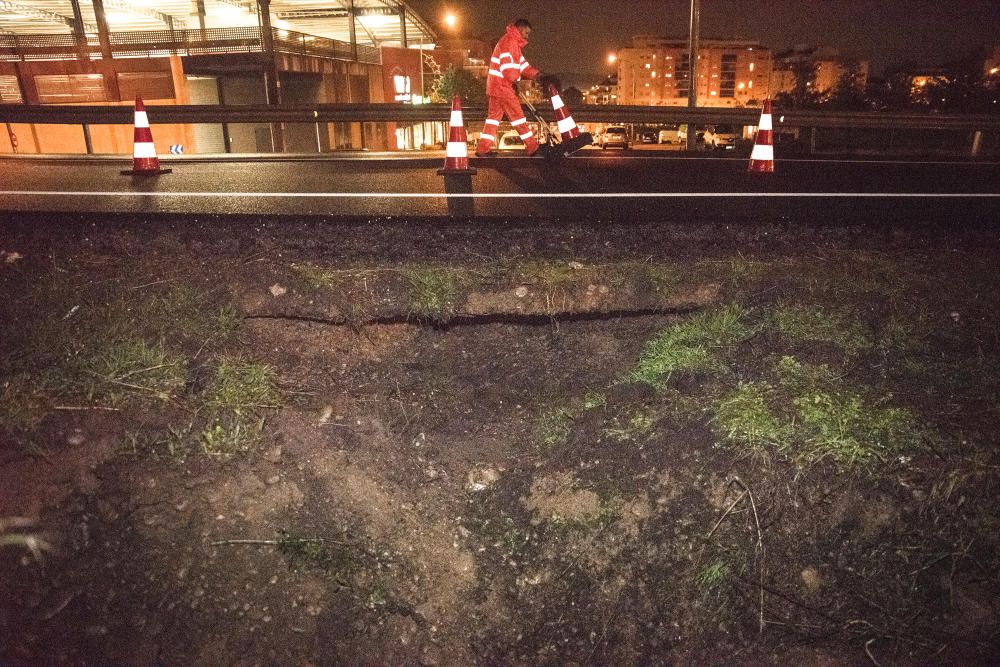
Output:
left=702, top=125, right=741, bottom=150
left=658, top=125, right=687, bottom=144
left=600, top=126, right=630, bottom=150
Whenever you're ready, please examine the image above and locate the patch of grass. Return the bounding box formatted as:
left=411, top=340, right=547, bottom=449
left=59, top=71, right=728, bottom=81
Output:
left=583, top=391, right=607, bottom=410
left=714, top=357, right=929, bottom=469
left=697, top=560, right=731, bottom=590
left=207, top=360, right=280, bottom=413
left=365, top=579, right=391, bottom=610
left=406, top=268, right=459, bottom=322
left=629, top=304, right=756, bottom=386
left=538, top=406, right=578, bottom=448
left=0, top=374, right=55, bottom=430
left=713, top=382, right=788, bottom=453
left=123, top=423, right=192, bottom=459
left=136, top=285, right=241, bottom=348
left=200, top=416, right=266, bottom=456
left=79, top=339, right=187, bottom=404
left=603, top=411, right=656, bottom=443
left=292, top=263, right=339, bottom=289
left=774, top=304, right=869, bottom=355
left=513, top=260, right=581, bottom=287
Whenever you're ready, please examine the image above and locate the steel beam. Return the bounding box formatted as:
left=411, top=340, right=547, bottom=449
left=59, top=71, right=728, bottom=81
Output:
left=101, top=0, right=178, bottom=28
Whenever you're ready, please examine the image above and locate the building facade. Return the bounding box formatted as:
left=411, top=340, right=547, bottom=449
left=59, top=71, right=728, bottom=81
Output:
left=0, top=0, right=439, bottom=154
left=616, top=35, right=772, bottom=107
left=770, top=45, right=870, bottom=99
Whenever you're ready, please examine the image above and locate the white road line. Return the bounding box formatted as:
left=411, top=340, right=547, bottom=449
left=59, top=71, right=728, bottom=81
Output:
left=0, top=191, right=999, bottom=199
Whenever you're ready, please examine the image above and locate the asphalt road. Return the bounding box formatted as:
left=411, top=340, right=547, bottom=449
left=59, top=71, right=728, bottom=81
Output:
left=0, top=154, right=998, bottom=221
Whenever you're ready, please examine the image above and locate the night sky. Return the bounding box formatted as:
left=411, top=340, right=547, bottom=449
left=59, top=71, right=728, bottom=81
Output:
left=406, top=0, right=1000, bottom=85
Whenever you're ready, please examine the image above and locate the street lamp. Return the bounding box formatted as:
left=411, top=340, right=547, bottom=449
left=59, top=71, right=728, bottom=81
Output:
left=443, top=11, right=458, bottom=30
left=608, top=52, right=617, bottom=65
left=686, top=0, right=700, bottom=150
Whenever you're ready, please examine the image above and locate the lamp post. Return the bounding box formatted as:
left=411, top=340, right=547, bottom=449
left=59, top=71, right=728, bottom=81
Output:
left=686, top=0, right=700, bottom=150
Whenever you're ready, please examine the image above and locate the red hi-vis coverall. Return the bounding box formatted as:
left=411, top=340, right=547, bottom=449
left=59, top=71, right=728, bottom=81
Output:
left=476, top=23, right=541, bottom=156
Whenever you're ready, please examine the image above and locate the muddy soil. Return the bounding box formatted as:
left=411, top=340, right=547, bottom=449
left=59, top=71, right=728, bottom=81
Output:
left=1, top=215, right=999, bottom=665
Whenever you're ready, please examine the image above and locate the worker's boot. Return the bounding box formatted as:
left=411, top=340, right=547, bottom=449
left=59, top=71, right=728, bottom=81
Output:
left=525, top=136, right=541, bottom=157
left=475, top=138, right=495, bottom=157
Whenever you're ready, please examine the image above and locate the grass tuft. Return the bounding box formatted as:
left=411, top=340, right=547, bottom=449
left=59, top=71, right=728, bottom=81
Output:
left=713, top=382, right=788, bottom=452
left=406, top=268, right=459, bottom=322
left=79, top=339, right=187, bottom=404
left=629, top=304, right=755, bottom=385
left=207, top=360, right=280, bottom=413
left=538, top=406, right=578, bottom=448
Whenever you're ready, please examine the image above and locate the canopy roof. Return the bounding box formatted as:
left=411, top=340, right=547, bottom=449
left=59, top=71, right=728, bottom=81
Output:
left=0, top=0, right=436, bottom=46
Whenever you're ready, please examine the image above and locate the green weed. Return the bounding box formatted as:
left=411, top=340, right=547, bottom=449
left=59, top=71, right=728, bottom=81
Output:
left=278, top=531, right=330, bottom=568
left=774, top=304, right=869, bottom=355
left=697, top=560, right=731, bottom=590
left=629, top=304, right=756, bottom=385
left=406, top=268, right=459, bottom=321
left=583, top=391, right=607, bottom=410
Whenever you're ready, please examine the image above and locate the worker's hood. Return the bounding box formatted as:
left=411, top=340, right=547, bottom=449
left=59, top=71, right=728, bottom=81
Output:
left=505, top=23, right=528, bottom=46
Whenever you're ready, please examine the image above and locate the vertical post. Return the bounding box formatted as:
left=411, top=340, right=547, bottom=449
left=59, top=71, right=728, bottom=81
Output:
left=82, top=123, right=94, bottom=154
left=685, top=0, right=700, bottom=150
left=399, top=7, right=408, bottom=48
left=90, top=0, right=114, bottom=61
left=257, top=0, right=285, bottom=152
left=971, top=130, right=983, bottom=157
left=194, top=0, right=207, bottom=33
left=69, top=0, right=90, bottom=60
left=348, top=0, right=358, bottom=61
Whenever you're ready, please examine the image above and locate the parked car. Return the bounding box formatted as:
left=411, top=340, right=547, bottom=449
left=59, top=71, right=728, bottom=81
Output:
left=639, top=130, right=658, bottom=144
left=658, top=125, right=687, bottom=144
left=497, top=130, right=525, bottom=151
left=702, top=124, right=741, bottom=150
left=600, top=126, right=630, bottom=150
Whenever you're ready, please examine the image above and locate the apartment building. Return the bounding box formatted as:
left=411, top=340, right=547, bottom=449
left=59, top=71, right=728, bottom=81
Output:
left=616, top=35, right=772, bottom=107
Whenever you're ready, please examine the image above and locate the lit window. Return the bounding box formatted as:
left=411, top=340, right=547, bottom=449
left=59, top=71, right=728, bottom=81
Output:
left=651, top=72, right=657, bottom=78
left=645, top=63, right=651, bottom=69
left=711, top=90, right=717, bottom=96
left=748, top=80, right=753, bottom=89
left=737, top=82, right=745, bottom=90
left=749, top=62, right=755, bottom=72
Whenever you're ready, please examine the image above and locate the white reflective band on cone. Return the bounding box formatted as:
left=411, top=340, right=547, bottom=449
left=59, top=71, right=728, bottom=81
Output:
left=450, top=110, right=464, bottom=126
left=484, top=119, right=500, bottom=126
left=551, top=95, right=564, bottom=109
left=446, top=141, right=468, bottom=158
left=750, top=144, right=774, bottom=161
left=134, top=111, right=150, bottom=128
left=133, top=142, right=157, bottom=158
left=759, top=114, right=773, bottom=131
left=557, top=117, right=575, bottom=133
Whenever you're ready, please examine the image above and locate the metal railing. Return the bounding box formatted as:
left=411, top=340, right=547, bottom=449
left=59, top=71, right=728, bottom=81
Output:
left=0, top=27, right=379, bottom=65
left=1, top=103, right=997, bottom=132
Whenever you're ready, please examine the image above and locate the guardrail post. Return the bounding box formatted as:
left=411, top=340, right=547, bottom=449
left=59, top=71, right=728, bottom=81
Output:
left=82, top=123, right=94, bottom=154
left=971, top=130, right=983, bottom=158
left=809, top=127, right=817, bottom=154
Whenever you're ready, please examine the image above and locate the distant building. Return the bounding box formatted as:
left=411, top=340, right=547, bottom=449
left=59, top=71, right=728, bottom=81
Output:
left=585, top=75, right=618, bottom=105
left=771, top=45, right=870, bottom=99
left=616, top=35, right=772, bottom=107
left=908, top=67, right=952, bottom=104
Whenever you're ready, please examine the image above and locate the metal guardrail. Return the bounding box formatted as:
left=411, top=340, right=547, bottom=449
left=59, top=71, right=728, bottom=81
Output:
left=0, top=103, right=998, bottom=132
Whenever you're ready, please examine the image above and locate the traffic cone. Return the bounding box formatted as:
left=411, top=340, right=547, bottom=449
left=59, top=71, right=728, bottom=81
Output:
left=438, top=96, right=476, bottom=176
left=548, top=84, right=593, bottom=156
left=121, top=96, right=171, bottom=176
left=747, top=99, right=774, bottom=174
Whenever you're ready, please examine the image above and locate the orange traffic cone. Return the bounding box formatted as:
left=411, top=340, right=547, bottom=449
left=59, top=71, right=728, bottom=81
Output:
left=549, top=84, right=580, bottom=142
left=548, top=84, right=593, bottom=156
left=748, top=99, right=774, bottom=174
left=438, top=96, right=476, bottom=176
left=121, top=96, right=171, bottom=176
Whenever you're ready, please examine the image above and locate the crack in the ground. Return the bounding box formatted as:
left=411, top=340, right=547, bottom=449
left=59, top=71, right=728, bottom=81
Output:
left=244, top=307, right=698, bottom=329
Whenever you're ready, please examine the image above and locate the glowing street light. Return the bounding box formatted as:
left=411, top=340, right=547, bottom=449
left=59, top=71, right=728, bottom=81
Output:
left=608, top=53, right=618, bottom=65
left=443, top=12, right=458, bottom=30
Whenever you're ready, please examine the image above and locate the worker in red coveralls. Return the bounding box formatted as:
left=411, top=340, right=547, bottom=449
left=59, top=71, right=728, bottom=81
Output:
left=476, top=18, right=545, bottom=157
